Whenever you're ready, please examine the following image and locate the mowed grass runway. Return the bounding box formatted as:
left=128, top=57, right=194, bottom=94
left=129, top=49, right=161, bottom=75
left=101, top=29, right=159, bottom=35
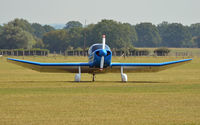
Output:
left=0, top=56, right=200, bottom=125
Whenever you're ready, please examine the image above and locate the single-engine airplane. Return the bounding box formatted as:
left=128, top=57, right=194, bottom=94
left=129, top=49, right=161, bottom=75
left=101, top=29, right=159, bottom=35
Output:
left=7, top=35, right=192, bottom=82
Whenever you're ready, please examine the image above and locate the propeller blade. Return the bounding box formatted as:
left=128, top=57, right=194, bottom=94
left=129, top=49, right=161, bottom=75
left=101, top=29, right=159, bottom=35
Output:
left=100, top=56, right=104, bottom=70
left=102, top=35, right=106, bottom=49
left=100, top=35, right=106, bottom=70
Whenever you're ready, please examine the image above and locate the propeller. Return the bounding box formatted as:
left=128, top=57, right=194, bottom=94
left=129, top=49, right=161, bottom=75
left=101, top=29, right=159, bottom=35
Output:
left=100, top=35, right=106, bottom=70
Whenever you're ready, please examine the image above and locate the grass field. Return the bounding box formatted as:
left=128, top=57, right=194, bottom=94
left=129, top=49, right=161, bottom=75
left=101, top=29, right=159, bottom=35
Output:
left=0, top=56, right=200, bottom=125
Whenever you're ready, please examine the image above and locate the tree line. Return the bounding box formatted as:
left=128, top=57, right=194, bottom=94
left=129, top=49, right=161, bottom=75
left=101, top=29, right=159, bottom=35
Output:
left=0, top=18, right=200, bottom=53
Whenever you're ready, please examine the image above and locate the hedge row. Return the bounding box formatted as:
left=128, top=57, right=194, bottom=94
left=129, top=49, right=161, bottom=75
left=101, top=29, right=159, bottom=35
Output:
left=153, top=48, right=170, bottom=56
left=0, top=48, right=171, bottom=56
left=64, top=48, right=170, bottom=56
left=0, top=49, right=49, bottom=56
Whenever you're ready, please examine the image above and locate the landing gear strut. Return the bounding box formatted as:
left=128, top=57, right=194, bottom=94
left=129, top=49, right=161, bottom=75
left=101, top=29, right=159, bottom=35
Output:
left=92, top=73, right=95, bottom=82
left=121, top=66, right=128, bottom=82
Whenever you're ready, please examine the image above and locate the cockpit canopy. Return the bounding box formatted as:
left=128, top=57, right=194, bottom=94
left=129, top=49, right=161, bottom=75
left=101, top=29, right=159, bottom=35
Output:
left=88, top=44, right=111, bottom=54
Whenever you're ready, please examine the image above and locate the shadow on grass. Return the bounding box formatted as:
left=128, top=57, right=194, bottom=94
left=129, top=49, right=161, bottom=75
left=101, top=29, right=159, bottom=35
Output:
left=67, top=80, right=168, bottom=84
left=0, top=80, right=168, bottom=84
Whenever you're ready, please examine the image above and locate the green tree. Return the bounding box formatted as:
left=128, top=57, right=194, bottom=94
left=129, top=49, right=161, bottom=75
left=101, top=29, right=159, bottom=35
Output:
left=88, top=20, right=135, bottom=49
left=31, top=23, right=46, bottom=38
left=0, top=24, right=36, bottom=49
left=135, top=23, right=161, bottom=47
left=42, top=30, right=69, bottom=52
left=7, top=18, right=34, bottom=34
left=194, top=36, right=200, bottom=48
left=189, top=23, right=200, bottom=37
left=82, top=24, right=95, bottom=48
left=68, top=27, right=83, bottom=48
left=43, top=25, right=55, bottom=32
left=31, top=23, right=55, bottom=38
left=129, top=24, right=138, bottom=45
left=158, top=22, right=192, bottom=47
left=0, top=25, right=2, bottom=33
left=64, top=21, right=83, bottom=29
left=33, top=37, right=44, bottom=49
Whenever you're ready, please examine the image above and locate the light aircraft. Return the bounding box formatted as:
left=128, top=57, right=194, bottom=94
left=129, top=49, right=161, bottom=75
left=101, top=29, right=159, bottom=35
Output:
left=7, top=35, right=192, bottom=82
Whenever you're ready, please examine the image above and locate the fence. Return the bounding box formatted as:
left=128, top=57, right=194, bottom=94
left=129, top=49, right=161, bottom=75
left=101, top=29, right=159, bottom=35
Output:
left=1, top=49, right=199, bottom=57
left=63, top=50, right=150, bottom=56
left=0, top=49, right=49, bottom=56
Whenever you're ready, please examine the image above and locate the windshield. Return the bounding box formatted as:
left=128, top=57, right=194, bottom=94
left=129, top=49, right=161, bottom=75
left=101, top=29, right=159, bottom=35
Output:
left=88, top=44, right=110, bottom=54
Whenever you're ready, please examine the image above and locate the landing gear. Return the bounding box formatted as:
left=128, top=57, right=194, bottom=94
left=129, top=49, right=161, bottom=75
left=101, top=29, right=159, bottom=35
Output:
left=92, top=73, right=95, bottom=82
left=75, top=66, right=81, bottom=82
left=121, top=66, right=128, bottom=82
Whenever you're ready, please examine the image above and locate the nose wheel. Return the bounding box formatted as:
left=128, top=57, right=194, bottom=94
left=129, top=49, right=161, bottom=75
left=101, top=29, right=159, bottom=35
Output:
left=92, top=73, right=95, bottom=82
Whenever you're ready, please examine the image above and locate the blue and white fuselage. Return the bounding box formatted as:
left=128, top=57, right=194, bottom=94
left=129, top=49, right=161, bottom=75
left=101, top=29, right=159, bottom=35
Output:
left=88, top=44, right=112, bottom=69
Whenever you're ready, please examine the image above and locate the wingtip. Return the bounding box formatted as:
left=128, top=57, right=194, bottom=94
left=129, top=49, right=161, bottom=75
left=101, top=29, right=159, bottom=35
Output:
left=7, top=58, right=13, bottom=61
left=184, top=58, right=193, bottom=61
left=7, top=58, right=17, bottom=61
left=177, top=58, right=192, bottom=62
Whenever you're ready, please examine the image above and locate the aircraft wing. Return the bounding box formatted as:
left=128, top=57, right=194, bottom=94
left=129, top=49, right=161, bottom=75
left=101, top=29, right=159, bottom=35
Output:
left=7, top=58, right=192, bottom=74
left=7, top=58, right=91, bottom=73
left=109, top=59, right=192, bottom=73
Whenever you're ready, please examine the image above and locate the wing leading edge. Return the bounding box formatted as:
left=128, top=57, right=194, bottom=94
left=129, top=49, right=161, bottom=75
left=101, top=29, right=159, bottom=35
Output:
left=7, top=58, right=91, bottom=73
left=109, top=59, right=192, bottom=73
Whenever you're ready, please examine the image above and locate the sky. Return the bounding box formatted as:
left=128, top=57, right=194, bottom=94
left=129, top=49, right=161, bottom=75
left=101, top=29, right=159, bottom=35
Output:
left=0, top=0, right=199, bottom=26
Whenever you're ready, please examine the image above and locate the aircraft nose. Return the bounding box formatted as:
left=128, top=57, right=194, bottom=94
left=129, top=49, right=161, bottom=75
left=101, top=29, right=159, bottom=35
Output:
left=99, top=49, right=107, bottom=56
